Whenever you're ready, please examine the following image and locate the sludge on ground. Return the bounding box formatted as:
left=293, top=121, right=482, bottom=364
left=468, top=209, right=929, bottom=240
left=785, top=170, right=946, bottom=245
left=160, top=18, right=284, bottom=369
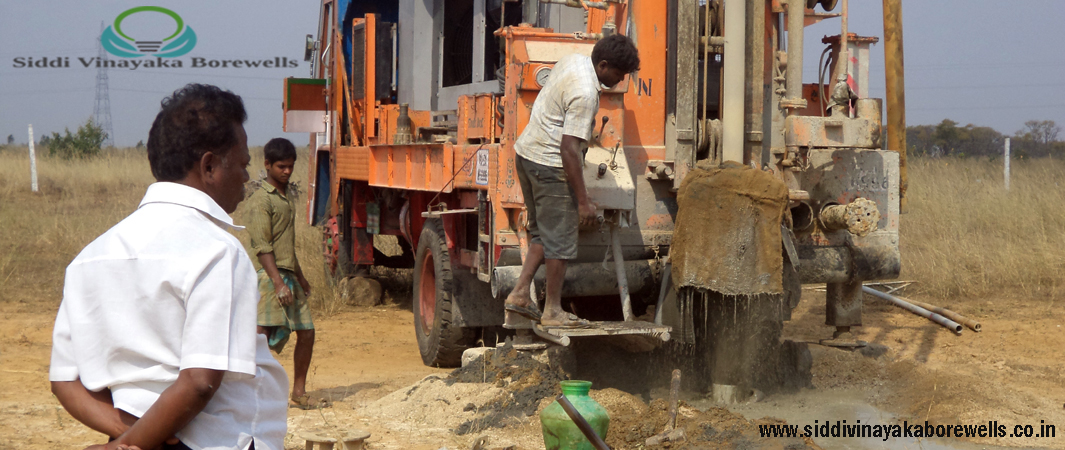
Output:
left=362, top=338, right=822, bottom=449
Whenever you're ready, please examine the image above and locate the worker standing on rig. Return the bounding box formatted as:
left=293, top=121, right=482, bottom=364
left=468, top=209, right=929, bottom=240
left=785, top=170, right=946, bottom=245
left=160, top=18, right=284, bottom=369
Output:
left=504, top=34, right=640, bottom=327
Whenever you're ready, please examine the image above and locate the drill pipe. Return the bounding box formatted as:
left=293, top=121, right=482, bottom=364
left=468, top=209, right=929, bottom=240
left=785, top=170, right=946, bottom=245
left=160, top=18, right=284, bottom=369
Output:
left=901, top=297, right=981, bottom=332
left=862, top=287, right=962, bottom=334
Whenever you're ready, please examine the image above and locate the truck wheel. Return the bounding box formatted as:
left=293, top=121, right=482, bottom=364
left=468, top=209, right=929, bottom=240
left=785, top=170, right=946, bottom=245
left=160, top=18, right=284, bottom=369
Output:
left=412, top=219, right=476, bottom=367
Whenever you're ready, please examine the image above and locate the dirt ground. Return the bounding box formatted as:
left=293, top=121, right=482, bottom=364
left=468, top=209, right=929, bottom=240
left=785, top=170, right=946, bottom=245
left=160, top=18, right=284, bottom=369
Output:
left=3, top=283, right=1063, bottom=450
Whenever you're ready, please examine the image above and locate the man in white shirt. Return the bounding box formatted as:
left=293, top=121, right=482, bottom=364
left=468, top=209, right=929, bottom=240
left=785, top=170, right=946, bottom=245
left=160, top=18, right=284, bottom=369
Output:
left=49, top=83, right=288, bottom=450
left=504, top=34, right=640, bottom=327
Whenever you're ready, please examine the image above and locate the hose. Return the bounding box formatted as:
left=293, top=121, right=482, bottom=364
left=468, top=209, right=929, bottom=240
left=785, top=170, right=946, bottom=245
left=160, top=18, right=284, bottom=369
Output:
left=817, top=44, right=833, bottom=116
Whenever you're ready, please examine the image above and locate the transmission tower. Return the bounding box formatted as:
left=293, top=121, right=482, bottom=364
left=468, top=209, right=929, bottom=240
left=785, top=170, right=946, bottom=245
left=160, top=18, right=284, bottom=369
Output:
left=93, top=22, right=115, bottom=148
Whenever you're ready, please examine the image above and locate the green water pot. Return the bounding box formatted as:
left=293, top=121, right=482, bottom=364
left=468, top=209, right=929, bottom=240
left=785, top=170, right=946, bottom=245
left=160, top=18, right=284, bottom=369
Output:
left=540, top=380, right=609, bottom=450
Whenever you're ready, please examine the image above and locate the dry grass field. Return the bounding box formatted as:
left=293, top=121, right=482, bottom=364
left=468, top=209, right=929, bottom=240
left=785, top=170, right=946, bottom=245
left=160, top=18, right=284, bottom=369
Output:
left=2, top=147, right=1064, bottom=449
left=3, top=147, right=1062, bottom=310
left=901, top=157, right=1065, bottom=301
left=0, top=145, right=339, bottom=314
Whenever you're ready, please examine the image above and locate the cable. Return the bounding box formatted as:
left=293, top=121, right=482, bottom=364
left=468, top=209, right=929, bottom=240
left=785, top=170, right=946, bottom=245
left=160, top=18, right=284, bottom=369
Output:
left=817, top=44, right=832, bottom=116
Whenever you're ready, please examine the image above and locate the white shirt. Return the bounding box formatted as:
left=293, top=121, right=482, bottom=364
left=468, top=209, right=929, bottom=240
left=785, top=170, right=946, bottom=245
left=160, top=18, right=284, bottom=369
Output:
left=50, top=182, right=288, bottom=450
left=515, top=54, right=602, bottom=168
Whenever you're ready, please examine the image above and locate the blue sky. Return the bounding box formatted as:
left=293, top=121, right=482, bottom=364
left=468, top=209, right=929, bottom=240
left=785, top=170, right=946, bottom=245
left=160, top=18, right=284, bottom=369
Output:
left=1, top=1, right=1062, bottom=147
left=0, top=1, right=318, bottom=147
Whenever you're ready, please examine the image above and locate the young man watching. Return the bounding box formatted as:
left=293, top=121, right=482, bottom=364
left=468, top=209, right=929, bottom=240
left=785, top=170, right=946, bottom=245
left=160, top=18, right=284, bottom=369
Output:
left=504, top=34, right=640, bottom=327
left=246, top=138, right=318, bottom=409
left=49, top=83, right=288, bottom=450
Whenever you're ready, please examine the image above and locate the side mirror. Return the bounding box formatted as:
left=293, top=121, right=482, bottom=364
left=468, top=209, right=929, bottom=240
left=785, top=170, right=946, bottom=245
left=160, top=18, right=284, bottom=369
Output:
left=304, top=34, right=315, bottom=62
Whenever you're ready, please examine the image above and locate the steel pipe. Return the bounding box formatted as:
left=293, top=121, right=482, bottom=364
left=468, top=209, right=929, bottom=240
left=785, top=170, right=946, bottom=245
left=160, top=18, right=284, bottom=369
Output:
left=533, top=326, right=572, bottom=346
left=862, top=286, right=962, bottom=334
left=819, top=198, right=880, bottom=236
left=654, top=261, right=672, bottom=325
left=491, top=260, right=657, bottom=299
left=611, top=225, right=634, bottom=321
left=904, top=298, right=981, bottom=333
left=721, top=0, right=746, bottom=163
left=744, top=0, right=766, bottom=165
left=784, top=0, right=805, bottom=103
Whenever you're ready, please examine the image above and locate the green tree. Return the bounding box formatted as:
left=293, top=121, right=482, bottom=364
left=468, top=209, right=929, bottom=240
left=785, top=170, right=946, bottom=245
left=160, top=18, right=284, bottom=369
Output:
left=39, top=134, right=52, bottom=148
left=48, top=118, right=108, bottom=159
left=5, top=134, right=13, bottom=145
left=934, top=119, right=961, bottom=156
left=136, top=140, right=145, bottom=149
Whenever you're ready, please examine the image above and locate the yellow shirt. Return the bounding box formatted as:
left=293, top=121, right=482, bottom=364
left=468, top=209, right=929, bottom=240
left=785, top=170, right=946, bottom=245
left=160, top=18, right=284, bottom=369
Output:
left=246, top=182, right=299, bottom=272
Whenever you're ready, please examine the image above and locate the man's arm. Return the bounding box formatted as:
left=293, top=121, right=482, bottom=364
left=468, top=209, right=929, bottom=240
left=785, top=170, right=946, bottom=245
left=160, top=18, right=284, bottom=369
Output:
left=51, top=381, right=132, bottom=439
left=100, top=368, right=223, bottom=450
left=258, top=252, right=293, bottom=306
left=247, top=194, right=293, bottom=306
left=560, top=134, right=598, bottom=227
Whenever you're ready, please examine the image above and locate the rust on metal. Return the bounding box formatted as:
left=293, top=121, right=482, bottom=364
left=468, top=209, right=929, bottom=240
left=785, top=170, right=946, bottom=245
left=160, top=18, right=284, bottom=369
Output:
left=819, top=197, right=880, bottom=236
left=883, top=0, right=908, bottom=210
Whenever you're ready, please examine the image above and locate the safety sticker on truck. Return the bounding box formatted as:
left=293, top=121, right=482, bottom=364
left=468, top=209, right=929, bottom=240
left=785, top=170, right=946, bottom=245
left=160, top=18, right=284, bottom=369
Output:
left=475, top=148, right=489, bottom=185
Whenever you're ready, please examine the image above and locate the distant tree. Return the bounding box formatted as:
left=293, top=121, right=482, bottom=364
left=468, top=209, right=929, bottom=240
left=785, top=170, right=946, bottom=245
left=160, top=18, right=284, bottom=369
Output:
left=906, top=124, right=936, bottom=156
left=39, top=134, right=52, bottom=147
left=5, top=134, right=13, bottom=145
left=1024, top=120, right=1060, bottom=146
left=48, top=118, right=108, bottom=159
left=136, top=140, right=145, bottom=149
left=934, top=119, right=961, bottom=156
left=908, top=119, right=1005, bottom=158
left=1051, top=141, right=1065, bottom=160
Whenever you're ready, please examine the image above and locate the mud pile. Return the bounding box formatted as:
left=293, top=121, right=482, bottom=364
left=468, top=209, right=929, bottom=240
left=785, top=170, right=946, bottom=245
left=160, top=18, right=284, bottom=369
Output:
left=449, top=341, right=574, bottom=435
left=364, top=338, right=817, bottom=448
left=599, top=393, right=822, bottom=450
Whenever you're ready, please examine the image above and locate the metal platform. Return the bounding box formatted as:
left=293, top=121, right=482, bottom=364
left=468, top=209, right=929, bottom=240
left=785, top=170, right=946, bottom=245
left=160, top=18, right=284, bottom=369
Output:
left=505, top=311, right=672, bottom=350
left=538, top=320, right=671, bottom=341
left=536, top=321, right=671, bottom=352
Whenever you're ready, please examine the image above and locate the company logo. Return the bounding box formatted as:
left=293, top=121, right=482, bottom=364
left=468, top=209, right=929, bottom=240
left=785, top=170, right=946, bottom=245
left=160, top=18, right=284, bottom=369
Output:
left=101, top=6, right=196, bottom=58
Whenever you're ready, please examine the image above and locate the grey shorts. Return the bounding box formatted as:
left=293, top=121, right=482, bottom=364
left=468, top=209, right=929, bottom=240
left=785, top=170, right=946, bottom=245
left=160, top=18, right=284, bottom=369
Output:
left=516, top=156, right=579, bottom=260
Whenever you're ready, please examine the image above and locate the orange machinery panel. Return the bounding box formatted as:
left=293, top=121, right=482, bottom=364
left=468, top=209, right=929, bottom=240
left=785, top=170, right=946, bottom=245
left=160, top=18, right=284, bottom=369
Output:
left=376, top=105, right=432, bottom=146
left=457, top=94, right=498, bottom=144
left=367, top=144, right=454, bottom=193
left=335, top=146, right=370, bottom=181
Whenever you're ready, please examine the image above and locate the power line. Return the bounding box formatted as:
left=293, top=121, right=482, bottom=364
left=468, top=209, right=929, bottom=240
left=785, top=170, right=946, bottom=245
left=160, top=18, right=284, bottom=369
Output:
left=909, top=104, right=1064, bottom=112
left=906, top=82, right=1065, bottom=91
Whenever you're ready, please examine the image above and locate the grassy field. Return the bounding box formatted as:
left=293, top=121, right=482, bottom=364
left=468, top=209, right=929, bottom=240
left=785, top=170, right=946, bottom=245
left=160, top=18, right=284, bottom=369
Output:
left=0, top=145, right=338, bottom=314
left=901, top=157, right=1065, bottom=300
left=1, top=146, right=1062, bottom=315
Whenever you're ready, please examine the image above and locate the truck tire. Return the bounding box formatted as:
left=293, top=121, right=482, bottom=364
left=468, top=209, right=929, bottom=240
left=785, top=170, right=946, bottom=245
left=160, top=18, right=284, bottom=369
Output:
left=412, top=219, right=476, bottom=367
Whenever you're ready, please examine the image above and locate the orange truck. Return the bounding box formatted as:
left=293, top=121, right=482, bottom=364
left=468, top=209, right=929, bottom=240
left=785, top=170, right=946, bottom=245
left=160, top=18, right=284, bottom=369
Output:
left=284, top=0, right=906, bottom=368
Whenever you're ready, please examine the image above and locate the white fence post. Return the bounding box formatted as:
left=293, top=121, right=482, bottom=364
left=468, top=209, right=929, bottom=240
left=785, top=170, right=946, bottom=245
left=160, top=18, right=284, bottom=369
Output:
left=1003, top=137, right=1010, bottom=192
left=28, top=124, right=38, bottom=193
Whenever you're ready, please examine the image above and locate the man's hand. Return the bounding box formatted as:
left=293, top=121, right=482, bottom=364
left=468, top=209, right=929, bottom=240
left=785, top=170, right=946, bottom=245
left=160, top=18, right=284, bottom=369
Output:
left=578, top=199, right=598, bottom=228
left=560, top=134, right=598, bottom=230
left=274, top=279, right=294, bottom=306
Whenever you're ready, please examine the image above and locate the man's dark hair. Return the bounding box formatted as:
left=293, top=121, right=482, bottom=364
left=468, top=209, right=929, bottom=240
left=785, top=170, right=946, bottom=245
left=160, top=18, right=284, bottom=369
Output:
left=591, top=34, right=640, bottom=73
left=264, top=138, right=297, bottom=164
left=147, top=83, right=247, bottom=182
